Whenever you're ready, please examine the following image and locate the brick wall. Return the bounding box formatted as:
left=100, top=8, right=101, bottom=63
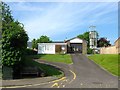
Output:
left=115, top=37, right=120, bottom=54
left=100, top=46, right=117, bottom=54
left=100, top=37, right=120, bottom=54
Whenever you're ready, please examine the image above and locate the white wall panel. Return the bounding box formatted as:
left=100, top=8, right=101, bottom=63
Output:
left=38, top=44, right=55, bottom=54
left=70, top=38, right=83, bottom=43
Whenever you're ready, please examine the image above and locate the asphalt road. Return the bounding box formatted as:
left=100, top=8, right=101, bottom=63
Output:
left=2, top=54, right=118, bottom=88
left=66, top=54, right=118, bottom=88
left=25, top=54, right=118, bottom=88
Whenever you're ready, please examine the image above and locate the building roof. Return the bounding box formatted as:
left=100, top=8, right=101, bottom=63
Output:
left=38, top=37, right=87, bottom=45
left=65, top=37, right=87, bottom=43
left=52, top=41, right=65, bottom=43
left=38, top=43, right=67, bottom=45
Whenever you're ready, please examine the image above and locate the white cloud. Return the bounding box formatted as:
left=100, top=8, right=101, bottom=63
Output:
left=6, top=2, right=117, bottom=42
left=19, top=2, right=117, bottom=41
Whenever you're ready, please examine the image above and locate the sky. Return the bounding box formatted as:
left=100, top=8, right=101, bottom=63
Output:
left=6, top=1, right=118, bottom=45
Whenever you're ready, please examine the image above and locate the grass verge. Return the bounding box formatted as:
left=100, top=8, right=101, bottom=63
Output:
left=29, top=54, right=72, bottom=64
left=23, top=55, right=64, bottom=77
left=88, top=54, right=119, bottom=76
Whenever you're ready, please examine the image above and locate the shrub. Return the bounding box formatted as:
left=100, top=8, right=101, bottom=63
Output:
left=25, top=48, right=37, bottom=55
left=87, top=48, right=93, bottom=54
left=2, top=2, right=28, bottom=67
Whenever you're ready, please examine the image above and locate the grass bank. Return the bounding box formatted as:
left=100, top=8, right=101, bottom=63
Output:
left=88, top=54, right=119, bottom=76
left=23, top=55, right=64, bottom=77
left=29, top=54, right=72, bottom=64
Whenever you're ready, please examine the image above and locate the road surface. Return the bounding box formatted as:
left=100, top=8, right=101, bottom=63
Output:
left=2, top=54, right=118, bottom=88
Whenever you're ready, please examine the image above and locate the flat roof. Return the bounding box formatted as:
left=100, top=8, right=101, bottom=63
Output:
left=38, top=43, right=67, bottom=45
left=65, top=37, right=87, bottom=43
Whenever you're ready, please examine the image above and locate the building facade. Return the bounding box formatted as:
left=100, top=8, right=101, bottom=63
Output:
left=38, top=43, right=67, bottom=54
left=38, top=37, right=87, bottom=54
left=65, top=37, right=87, bottom=54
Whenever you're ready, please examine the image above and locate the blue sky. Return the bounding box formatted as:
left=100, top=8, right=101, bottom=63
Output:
left=7, top=1, right=118, bottom=44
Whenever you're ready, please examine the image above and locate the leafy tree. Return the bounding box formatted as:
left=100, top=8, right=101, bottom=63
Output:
left=2, top=2, right=28, bottom=67
left=77, top=32, right=89, bottom=47
left=38, top=35, right=52, bottom=43
left=87, top=48, right=93, bottom=54
left=77, top=32, right=90, bottom=54
left=77, top=31, right=99, bottom=54
left=32, top=39, right=37, bottom=49
left=32, top=35, right=52, bottom=49
left=97, top=38, right=111, bottom=47
left=78, top=31, right=99, bottom=47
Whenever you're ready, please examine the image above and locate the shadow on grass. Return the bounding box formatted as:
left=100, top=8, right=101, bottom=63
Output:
left=27, top=54, right=46, bottom=59
left=21, top=55, right=63, bottom=77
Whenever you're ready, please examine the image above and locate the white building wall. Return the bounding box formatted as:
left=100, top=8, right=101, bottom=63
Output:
left=38, top=44, right=55, bottom=54
left=38, top=43, right=67, bottom=54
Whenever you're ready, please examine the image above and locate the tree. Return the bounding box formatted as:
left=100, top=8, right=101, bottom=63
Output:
left=77, top=31, right=99, bottom=54
left=32, top=35, right=52, bottom=49
left=2, top=2, right=28, bottom=67
left=97, top=38, right=111, bottom=47
left=38, top=35, right=52, bottom=43
left=77, top=32, right=89, bottom=47
left=77, top=32, right=90, bottom=54
left=32, top=39, right=37, bottom=49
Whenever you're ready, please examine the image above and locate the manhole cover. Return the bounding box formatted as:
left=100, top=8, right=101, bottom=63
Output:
left=92, top=82, right=102, bottom=84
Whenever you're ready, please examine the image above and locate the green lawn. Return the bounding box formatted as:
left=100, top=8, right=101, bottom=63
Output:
left=22, top=54, right=72, bottom=77
left=30, top=54, right=73, bottom=64
left=23, top=55, right=64, bottom=77
left=88, top=54, right=119, bottom=76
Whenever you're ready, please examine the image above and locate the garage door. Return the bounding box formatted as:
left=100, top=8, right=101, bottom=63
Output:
left=70, top=43, right=82, bottom=53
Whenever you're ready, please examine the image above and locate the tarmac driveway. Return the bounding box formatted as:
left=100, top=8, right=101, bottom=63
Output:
left=2, top=54, right=118, bottom=88
left=66, top=54, right=118, bottom=88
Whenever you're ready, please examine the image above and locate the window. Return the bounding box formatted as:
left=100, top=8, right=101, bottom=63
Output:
left=61, top=45, right=65, bottom=50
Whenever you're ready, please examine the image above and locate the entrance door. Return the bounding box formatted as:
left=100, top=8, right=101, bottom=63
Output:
left=70, top=43, right=82, bottom=53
